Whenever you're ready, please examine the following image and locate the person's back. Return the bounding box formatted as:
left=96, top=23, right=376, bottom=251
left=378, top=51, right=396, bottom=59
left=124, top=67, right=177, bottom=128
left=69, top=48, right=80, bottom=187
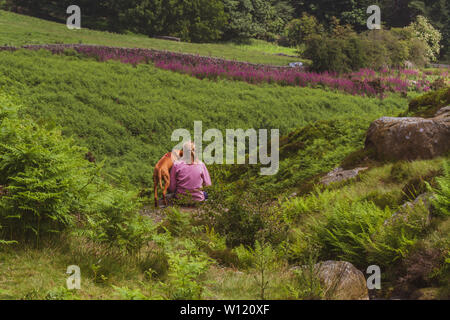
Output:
left=168, top=141, right=211, bottom=201
left=169, top=160, right=211, bottom=201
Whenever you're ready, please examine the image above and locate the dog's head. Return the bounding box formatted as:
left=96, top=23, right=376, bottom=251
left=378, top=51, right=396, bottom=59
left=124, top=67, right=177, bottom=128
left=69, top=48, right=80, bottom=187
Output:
left=172, top=149, right=183, bottom=160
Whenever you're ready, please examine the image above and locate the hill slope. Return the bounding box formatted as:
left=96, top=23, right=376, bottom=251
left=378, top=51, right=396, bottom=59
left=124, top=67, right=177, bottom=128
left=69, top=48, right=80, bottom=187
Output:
left=0, top=10, right=298, bottom=66
left=0, top=49, right=407, bottom=184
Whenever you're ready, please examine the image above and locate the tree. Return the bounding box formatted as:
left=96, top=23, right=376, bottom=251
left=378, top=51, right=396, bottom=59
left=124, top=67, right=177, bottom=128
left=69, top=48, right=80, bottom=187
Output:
left=408, top=15, right=442, bottom=62
left=222, top=0, right=293, bottom=42
left=284, top=13, right=324, bottom=46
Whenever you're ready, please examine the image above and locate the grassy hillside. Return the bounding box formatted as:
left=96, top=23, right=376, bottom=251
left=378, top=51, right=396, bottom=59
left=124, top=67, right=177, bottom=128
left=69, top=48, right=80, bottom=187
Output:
left=0, top=12, right=448, bottom=301
left=0, top=10, right=299, bottom=66
left=0, top=49, right=407, bottom=185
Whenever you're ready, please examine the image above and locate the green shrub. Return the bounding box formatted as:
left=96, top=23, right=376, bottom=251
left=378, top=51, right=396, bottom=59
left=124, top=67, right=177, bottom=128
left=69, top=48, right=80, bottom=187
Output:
left=0, top=94, right=94, bottom=244
left=389, top=161, right=414, bottom=183
left=362, top=190, right=403, bottom=209
left=285, top=253, right=325, bottom=300
left=112, top=286, right=149, bottom=300
left=406, top=86, right=450, bottom=118
left=45, top=286, right=80, bottom=300
left=281, top=187, right=337, bottom=224
left=369, top=202, right=430, bottom=267
left=159, top=247, right=212, bottom=300
left=196, top=226, right=239, bottom=267
left=284, top=13, right=324, bottom=47
left=249, top=241, right=278, bottom=300
left=162, top=208, right=191, bottom=237
left=0, top=92, right=156, bottom=253
left=233, top=244, right=255, bottom=269
left=139, top=247, right=170, bottom=279
left=82, top=189, right=155, bottom=255
left=304, top=34, right=365, bottom=73
left=312, top=200, right=391, bottom=268
left=408, top=15, right=442, bottom=62
left=311, top=196, right=431, bottom=269
left=305, top=26, right=434, bottom=72
left=200, top=190, right=289, bottom=247
left=429, top=160, right=450, bottom=217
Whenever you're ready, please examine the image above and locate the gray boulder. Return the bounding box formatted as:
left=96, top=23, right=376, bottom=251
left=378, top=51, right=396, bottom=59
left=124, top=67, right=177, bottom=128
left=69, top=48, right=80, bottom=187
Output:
left=365, top=106, right=450, bottom=161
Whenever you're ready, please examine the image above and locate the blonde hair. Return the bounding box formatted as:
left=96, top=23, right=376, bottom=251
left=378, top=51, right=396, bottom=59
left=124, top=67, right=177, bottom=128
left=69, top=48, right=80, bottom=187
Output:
left=182, top=141, right=198, bottom=164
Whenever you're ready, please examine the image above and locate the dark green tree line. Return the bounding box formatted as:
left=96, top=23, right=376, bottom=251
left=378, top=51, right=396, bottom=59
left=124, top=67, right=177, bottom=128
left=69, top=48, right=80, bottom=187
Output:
left=3, top=0, right=448, bottom=59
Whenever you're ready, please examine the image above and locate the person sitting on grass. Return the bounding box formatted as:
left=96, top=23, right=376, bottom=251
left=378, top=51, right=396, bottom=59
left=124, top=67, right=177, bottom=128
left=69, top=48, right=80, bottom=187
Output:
left=168, top=141, right=211, bottom=204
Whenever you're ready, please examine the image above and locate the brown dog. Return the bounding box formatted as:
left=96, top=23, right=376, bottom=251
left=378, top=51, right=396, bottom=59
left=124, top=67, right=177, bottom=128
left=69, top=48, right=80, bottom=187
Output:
left=153, top=150, right=182, bottom=208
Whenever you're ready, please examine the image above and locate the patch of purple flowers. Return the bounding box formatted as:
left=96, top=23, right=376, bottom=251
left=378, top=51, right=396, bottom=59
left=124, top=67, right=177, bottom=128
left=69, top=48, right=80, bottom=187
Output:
left=1, top=44, right=448, bottom=97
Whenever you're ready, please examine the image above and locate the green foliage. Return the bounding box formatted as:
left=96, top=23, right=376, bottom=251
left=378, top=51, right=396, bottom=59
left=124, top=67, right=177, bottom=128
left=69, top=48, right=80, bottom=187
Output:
left=0, top=10, right=298, bottom=66
left=248, top=240, right=278, bottom=300
left=222, top=0, right=294, bottom=41
left=284, top=13, right=324, bottom=47
left=159, top=245, right=212, bottom=300
left=311, top=197, right=431, bottom=269
left=287, top=0, right=449, bottom=62
left=362, top=190, right=403, bottom=209
left=112, top=286, right=149, bottom=300
left=82, top=189, right=155, bottom=255
left=369, top=202, right=431, bottom=268
left=281, top=187, right=337, bottom=224
left=429, top=160, right=450, bottom=217
left=223, top=118, right=401, bottom=196
left=0, top=93, right=94, bottom=244
left=0, top=91, right=156, bottom=254
left=304, top=33, right=367, bottom=74
left=139, top=247, right=169, bottom=279
left=0, top=50, right=406, bottom=186
left=163, top=208, right=191, bottom=237
left=312, top=200, right=391, bottom=268
left=408, top=15, right=443, bottom=62
left=406, top=86, right=450, bottom=118
left=45, top=286, right=80, bottom=300
left=6, top=0, right=227, bottom=43
left=233, top=244, right=255, bottom=269
left=390, top=161, right=415, bottom=183
left=199, top=190, right=289, bottom=247
left=286, top=253, right=325, bottom=300
left=304, top=25, right=435, bottom=73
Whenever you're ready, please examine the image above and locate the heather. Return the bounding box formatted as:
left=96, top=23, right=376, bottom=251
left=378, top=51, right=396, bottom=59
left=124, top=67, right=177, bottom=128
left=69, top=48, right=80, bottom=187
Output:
left=2, top=44, right=448, bottom=97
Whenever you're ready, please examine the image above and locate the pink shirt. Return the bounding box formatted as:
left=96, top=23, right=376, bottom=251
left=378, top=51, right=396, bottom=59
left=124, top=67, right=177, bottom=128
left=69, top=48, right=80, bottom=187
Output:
left=169, top=160, right=211, bottom=201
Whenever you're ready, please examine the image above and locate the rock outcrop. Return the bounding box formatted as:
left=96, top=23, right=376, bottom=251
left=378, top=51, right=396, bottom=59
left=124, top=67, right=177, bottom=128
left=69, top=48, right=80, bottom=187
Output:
left=365, top=106, right=450, bottom=161
left=320, top=167, right=368, bottom=185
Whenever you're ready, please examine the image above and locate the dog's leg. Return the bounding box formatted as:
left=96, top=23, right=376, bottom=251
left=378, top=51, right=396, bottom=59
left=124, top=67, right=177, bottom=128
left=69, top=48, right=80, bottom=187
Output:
left=154, top=174, right=159, bottom=208
left=162, top=173, right=170, bottom=207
